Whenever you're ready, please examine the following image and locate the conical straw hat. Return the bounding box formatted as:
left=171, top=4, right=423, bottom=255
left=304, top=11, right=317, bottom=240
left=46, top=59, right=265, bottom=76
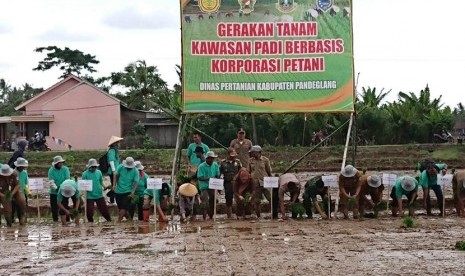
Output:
left=108, top=136, right=123, bottom=146
left=179, top=183, right=198, bottom=197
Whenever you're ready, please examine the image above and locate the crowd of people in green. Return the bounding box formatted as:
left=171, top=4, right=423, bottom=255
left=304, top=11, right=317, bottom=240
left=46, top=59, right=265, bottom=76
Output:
left=1, top=129, right=465, bottom=227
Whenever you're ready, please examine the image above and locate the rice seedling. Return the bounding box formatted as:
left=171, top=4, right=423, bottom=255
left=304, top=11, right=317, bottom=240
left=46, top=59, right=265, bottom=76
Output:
left=455, top=241, right=465, bottom=251
left=402, top=216, right=415, bottom=228
left=291, top=203, right=306, bottom=219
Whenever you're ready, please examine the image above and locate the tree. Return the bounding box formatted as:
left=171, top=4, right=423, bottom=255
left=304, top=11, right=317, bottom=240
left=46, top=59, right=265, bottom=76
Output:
left=0, top=80, right=43, bottom=116
left=33, top=46, right=99, bottom=79
left=357, top=87, right=390, bottom=108
left=110, top=60, right=167, bottom=110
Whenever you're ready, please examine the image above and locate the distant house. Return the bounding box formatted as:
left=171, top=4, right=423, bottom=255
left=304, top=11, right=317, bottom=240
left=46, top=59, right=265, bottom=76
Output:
left=0, top=75, right=178, bottom=150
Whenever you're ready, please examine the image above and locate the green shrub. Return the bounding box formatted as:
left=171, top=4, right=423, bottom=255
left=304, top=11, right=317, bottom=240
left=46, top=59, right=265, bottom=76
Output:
left=143, top=136, right=157, bottom=149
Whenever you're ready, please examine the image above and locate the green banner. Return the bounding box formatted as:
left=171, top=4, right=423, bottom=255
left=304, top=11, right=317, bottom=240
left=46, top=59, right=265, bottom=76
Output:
left=181, top=0, right=354, bottom=113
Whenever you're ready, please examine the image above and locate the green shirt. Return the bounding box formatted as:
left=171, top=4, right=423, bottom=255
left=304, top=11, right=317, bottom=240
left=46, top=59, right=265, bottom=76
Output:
left=135, top=172, right=149, bottom=197
left=82, top=169, right=104, bottom=200
left=16, top=169, right=29, bottom=199
left=57, top=181, right=80, bottom=202
left=186, top=143, right=210, bottom=166
left=107, top=147, right=120, bottom=175
left=143, top=184, right=173, bottom=205
left=115, top=165, right=139, bottom=194
left=419, top=163, right=447, bottom=189
left=48, top=166, right=71, bottom=195
left=395, top=177, right=419, bottom=199
left=197, top=161, right=220, bottom=192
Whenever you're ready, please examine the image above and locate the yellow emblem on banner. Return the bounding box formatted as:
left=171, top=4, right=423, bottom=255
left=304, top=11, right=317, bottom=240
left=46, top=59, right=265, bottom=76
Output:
left=199, top=0, right=221, bottom=13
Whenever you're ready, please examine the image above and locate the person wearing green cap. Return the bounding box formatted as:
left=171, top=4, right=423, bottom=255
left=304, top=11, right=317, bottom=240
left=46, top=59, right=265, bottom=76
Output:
left=48, top=155, right=70, bottom=222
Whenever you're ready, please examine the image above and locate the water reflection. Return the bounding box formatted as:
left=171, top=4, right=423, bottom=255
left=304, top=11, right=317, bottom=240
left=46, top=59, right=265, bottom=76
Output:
left=28, top=226, right=52, bottom=260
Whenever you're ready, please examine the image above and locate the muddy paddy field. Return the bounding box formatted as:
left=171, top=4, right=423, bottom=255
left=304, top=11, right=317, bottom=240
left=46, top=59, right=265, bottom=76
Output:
left=2, top=144, right=465, bottom=275
left=1, top=214, right=465, bottom=275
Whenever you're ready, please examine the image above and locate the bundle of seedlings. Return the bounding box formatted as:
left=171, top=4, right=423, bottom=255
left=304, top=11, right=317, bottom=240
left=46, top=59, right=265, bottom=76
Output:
left=348, top=198, right=357, bottom=210
left=70, top=209, right=80, bottom=219
left=377, top=201, right=388, bottom=210
left=291, top=202, right=306, bottom=219
left=402, top=216, right=415, bottom=228
left=243, top=193, right=251, bottom=205
left=129, top=194, right=140, bottom=205
left=3, top=190, right=12, bottom=203
left=455, top=241, right=465, bottom=251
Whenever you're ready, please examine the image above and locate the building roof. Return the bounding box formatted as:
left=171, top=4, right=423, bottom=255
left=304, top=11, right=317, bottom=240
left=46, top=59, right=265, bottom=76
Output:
left=15, top=74, right=124, bottom=111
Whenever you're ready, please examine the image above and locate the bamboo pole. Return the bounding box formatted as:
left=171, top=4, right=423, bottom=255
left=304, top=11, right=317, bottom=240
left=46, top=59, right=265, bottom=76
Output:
left=170, top=114, right=185, bottom=205
left=335, top=112, right=355, bottom=217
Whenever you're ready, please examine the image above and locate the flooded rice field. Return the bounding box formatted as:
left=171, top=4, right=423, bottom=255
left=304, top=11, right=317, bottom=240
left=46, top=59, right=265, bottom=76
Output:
left=1, top=214, right=464, bottom=275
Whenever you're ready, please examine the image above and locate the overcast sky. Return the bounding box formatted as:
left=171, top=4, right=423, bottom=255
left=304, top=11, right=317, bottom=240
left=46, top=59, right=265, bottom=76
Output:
left=0, top=0, right=463, bottom=108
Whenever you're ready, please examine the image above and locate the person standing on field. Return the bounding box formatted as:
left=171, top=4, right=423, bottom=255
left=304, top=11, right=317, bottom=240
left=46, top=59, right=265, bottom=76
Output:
left=230, top=128, right=252, bottom=169
left=107, top=136, right=123, bottom=205
left=186, top=132, right=210, bottom=177
left=248, top=145, right=277, bottom=219
left=113, top=157, right=139, bottom=222
left=220, top=148, right=242, bottom=218
left=82, top=159, right=111, bottom=222
left=197, top=151, right=220, bottom=220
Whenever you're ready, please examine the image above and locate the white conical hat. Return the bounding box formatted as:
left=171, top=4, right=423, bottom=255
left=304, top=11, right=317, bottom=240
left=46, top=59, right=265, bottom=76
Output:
left=108, top=136, right=123, bottom=146
left=179, top=183, right=198, bottom=197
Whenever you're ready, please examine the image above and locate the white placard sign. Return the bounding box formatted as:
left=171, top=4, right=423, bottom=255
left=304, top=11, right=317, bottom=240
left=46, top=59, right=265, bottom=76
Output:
left=29, top=178, right=44, bottom=190
left=147, top=178, right=163, bottom=190
left=263, top=177, right=279, bottom=188
left=438, top=174, right=453, bottom=187
left=78, top=180, right=93, bottom=191
left=322, top=175, right=338, bottom=187
left=382, top=173, right=397, bottom=186
left=209, top=178, right=224, bottom=190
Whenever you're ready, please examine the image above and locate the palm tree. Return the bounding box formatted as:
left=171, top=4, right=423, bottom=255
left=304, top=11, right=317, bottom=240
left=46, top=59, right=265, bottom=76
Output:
left=110, top=60, right=167, bottom=110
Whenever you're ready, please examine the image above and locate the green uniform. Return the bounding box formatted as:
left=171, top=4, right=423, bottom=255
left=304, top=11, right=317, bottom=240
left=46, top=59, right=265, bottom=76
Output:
left=186, top=143, right=210, bottom=165
left=136, top=172, right=149, bottom=197
left=16, top=169, right=29, bottom=199
left=395, top=177, right=419, bottom=199
left=48, top=166, right=70, bottom=195
left=82, top=169, right=104, bottom=200
left=419, top=163, right=446, bottom=189
left=143, top=184, right=173, bottom=205
left=115, top=165, right=139, bottom=194
left=107, top=147, right=120, bottom=175
left=57, top=181, right=80, bottom=202
left=197, top=162, right=220, bottom=192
